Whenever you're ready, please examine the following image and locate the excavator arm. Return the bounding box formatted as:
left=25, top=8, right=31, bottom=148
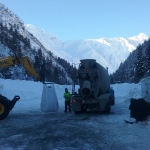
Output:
left=0, top=56, right=17, bottom=68
left=0, top=56, right=40, bottom=81
left=0, top=55, right=40, bottom=120
left=18, top=56, right=40, bottom=81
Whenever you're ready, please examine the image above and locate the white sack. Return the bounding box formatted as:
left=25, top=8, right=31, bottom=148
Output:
left=41, top=83, right=59, bottom=112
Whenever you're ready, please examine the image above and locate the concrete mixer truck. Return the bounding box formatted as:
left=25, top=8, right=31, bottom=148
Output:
left=71, top=59, right=113, bottom=114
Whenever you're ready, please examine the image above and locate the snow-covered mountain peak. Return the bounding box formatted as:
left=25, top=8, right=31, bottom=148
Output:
left=137, top=32, right=147, bottom=37
left=26, top=24, right=58, bottom=40
left=0, top=3, right=24, bottom=28
left=88, top=38, right=111, bottom=46
left=128, top=33, right=149, bottom=42
left=0, top=2, right=149, bottom=74
left=137, top=33, right=149, bottom=40
left=25, top=24, right=76, bottom=62
left=26, top=23, right=148, bottom=73
left=25, top=24, right=62, bottom=50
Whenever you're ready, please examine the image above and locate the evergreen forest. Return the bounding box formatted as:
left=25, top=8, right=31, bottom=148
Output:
left=111, top=38, right=150, bottom=83
left=0, top=23, right=77, bottom=84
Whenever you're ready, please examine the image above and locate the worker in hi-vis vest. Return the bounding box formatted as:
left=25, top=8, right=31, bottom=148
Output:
left=63, top=88, right=71, bottom=112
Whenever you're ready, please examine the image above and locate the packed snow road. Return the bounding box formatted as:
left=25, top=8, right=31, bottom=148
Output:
left=0, top=79, right=150, bottom=150
left=0, top=102, right=150, bottom=150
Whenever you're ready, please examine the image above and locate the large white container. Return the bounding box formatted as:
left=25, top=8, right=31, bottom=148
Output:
left=141, top=76, right=150, bottom=103
left=41, top=82, right=59, bottom=112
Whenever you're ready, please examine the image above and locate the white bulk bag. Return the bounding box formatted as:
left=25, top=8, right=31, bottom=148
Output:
left=41, top=82, right=59, bottom=112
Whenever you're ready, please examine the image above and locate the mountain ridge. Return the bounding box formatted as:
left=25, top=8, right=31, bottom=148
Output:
left=0, top=2, right=149, bottom=75
left=25, top=24, right=149, bottom=73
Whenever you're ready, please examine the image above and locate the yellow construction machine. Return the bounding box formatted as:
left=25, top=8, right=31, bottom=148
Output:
left=0, top=56, right=40, bottom=120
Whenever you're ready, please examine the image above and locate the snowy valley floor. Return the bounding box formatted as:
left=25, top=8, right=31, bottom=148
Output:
left=0, top=79, right=150, bottom=150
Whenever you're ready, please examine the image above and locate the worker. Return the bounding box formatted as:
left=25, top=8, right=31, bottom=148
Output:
left=110, top=87, right=114, bottom=97
left=110, top=87, right=115, bottom=105
left=63, top=88, right=71, bottom=112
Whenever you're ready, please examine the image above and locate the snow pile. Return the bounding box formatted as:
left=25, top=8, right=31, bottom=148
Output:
left=112, top=83, right=142, bottom=100
left=0, top=79, right=142, bottom=113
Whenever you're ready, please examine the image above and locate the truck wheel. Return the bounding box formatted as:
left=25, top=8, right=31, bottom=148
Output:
left=0, top=98, right=10, bottom=120
left=105, top=101, right=111, bottom=113
left=74, top=111, right=81, bottom=114
left=81, top=105, right=87, bottom=113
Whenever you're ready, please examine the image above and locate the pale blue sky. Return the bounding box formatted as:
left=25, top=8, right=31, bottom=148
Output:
left=0, top=0, right=150, bottom=41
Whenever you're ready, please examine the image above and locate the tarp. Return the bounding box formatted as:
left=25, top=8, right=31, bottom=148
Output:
left=41, top=82, right=59, bottom=112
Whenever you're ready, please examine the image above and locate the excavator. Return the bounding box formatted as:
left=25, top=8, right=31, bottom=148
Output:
left=0, top=56, right=40, bottom=120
